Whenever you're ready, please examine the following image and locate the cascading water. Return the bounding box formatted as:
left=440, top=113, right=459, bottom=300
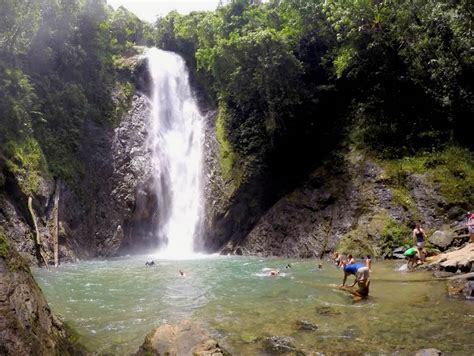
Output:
left=146, top=48, right=204, bottom=259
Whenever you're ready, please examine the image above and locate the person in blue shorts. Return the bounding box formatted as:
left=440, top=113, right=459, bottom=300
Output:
left=339, top=261, right=370, bottom=297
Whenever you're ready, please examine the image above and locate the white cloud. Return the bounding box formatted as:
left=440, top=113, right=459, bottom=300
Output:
left=107, top=0, right=222, bottom=23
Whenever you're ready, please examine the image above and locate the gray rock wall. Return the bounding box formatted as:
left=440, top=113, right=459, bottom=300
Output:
left=0, top=243, right=77, bottom=354
left=224, top=151, right=453, bottom=258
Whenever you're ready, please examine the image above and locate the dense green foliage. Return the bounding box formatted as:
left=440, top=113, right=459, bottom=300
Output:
left=0, top=0, right=146, bottom=187
left=154, top=0, right=472, bottom=180
left=0, top=0, right=471, bottom=209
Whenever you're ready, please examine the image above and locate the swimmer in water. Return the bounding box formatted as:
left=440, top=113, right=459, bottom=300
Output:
left=270, top=270, right=280, bottom=276
left=179, top=270, right=186, bottom=277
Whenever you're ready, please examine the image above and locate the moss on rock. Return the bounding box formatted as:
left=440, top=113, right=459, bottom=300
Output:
left=0, top=228, right=10, bottom=258
left=379, top=146, right=474, bottom=210
left=4, top=137, right=48, bottom=195
left=216, top=104, right=242, bottom=195
left=337, top=211, right=412, bottom=258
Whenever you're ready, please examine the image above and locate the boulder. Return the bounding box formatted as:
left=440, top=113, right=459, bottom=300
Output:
left=428, top=244, right=474, bottom=273
left=429, top=231, right=454, bottom=251
left=136, top=320, right=228, bottom=356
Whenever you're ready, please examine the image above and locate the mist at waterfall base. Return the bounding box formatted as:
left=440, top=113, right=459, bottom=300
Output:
left=146, top=48, right=205, bottom=259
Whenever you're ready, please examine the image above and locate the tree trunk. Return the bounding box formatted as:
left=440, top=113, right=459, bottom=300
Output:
left=28, top=196, right=49, bottom=268
left=52, top=180, right=60, bottom=267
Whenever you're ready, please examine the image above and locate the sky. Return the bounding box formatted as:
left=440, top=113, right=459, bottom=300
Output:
left=107, top=0, right=223, bottom=23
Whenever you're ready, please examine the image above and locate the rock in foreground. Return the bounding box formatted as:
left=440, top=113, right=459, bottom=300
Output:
left=0, top=239, right=80, bottom=355
left=136, top=320, right=229, bottom=356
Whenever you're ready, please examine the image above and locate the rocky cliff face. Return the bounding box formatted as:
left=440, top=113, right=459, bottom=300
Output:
left=0, top=56, right=159, bottom=264
left=220, top=150, right=457, bottom=258
left=0, top=236, right=78, bottom=354
left=83, top=94, right=156, bottom=256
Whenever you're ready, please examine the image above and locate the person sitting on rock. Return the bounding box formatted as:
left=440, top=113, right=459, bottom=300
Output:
left=413, top=223, right=427, bottom=263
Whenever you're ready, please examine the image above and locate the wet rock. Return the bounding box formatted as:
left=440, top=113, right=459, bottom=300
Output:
left=392, top=253, right=406, bottom=260
left=414, top=348, right=442, bottom=356
left=393, top=246, right=406, bottom=255
left=429, top=231, right=454, bottom=251
left=446, top=272, right=474, bottom=299
left=296, top=320, right=318, bottom=331
left=463, top=280, right=474, bottom=299
left=136, top=320, right=228, bottom=356
left=221, top=150, right=452, bottom=259
left=262, top=336, right=301, bottom=354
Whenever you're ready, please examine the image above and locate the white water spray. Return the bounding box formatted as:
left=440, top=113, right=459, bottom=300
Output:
left=146, top=48, right=204, bottom=259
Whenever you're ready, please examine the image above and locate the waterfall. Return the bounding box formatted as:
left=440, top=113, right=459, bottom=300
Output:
left=146, top=48, right=204, bottom=259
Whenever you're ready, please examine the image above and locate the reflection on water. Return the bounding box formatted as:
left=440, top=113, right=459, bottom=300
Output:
left=33, top=256, right=474, bottom=354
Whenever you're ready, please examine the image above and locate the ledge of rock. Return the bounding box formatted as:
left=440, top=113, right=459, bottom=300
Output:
left=136, top=320, right=229, bottom=356
left=427, top=244, right=474, bottom=273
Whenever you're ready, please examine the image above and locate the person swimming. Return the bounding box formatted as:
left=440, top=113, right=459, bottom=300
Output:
left=179, top=270, right=186, bottom=277
left=145, top=260, right=155, bottom=266
left=270, top=270, right=280, bottom=276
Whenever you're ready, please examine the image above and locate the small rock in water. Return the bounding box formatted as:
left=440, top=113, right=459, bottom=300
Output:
left=296, top=320, right=318, bottom=331
left=262, top=336, right=301, bottom=354
left=315, top=306, right=341, bottom=316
